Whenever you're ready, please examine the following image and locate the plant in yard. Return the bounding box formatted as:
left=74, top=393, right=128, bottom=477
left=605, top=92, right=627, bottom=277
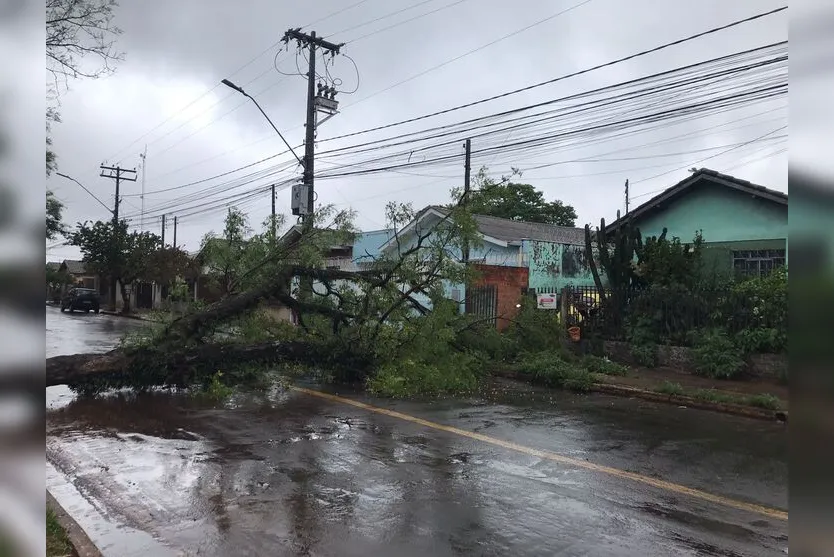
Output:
left=691, top=388, right=737, bottom=404
left=582, top=355, right=628, bottom=376
left=655, top=381, right=684, bottom=396
left=734, top=327, right=786, bottom=355
left=46, top=507, right=73, bottom=557
left=625, top=316, right=658, bottom=367
left=515, top=352, right=593, bottom=392
left=744, top=393, right=782, bottom=410
left=690, top=328, right=745, bottom=379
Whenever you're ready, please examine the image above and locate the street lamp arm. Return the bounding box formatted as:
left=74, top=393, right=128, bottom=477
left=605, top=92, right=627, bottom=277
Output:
left=220, top=78, right=305, bottom=169
left=55, top=172, right=114, bottom=214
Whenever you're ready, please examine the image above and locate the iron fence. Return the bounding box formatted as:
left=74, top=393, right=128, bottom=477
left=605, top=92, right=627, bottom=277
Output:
left=552, top=284, right=785, bottom=346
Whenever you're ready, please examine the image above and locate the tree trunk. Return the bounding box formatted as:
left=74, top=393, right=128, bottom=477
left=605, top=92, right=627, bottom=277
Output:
left=45, top=340, right=369, bottom=388
left=119, top=280, right=131, bottom=314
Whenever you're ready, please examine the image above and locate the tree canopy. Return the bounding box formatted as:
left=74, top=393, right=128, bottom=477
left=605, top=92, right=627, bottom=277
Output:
left=68, top=219, right=161, bottom=313
left=461, top=167, right=578, bottom=226
left=46, top=0, right=124, bottom=175
left=46, top=191, right=66, bottom=241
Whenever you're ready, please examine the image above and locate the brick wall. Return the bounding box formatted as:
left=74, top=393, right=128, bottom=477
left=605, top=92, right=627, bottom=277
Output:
left=473, top=264, right=529, bottom=331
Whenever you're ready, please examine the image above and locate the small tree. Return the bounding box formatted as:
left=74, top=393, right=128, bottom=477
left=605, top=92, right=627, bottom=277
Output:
left=452, top=166, right=577, bottom=226
left=69, top=220, right=161, bottom=313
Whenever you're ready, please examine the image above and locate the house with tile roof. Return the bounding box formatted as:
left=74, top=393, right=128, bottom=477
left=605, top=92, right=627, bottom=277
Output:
left=369, top=205, right=597, bottom=329
left=606, top=168, right=788, bottom=278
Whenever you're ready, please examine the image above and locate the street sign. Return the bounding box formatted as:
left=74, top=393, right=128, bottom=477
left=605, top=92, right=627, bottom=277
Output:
left=537, top=293, right=559, bottom=309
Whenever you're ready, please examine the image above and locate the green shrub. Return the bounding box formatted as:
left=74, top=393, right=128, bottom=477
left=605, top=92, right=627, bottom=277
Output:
left=655, top=381, right=684, bottom=395
left=504, top=296, right=564, bottom=355
left=691, top=328, right=745, bottom=379
left=582, top=355, right=628, bottom=376
left=625, top=316, right=658, bottom=367
left=691, top=388, right=736, bottom=404
left=515, top=352, right=593, bottom=392
left=734, top=327, right=786, bottom=355
left=367, top=353, right=480, bottom=398
left=744, top=393, right=782, bottom=410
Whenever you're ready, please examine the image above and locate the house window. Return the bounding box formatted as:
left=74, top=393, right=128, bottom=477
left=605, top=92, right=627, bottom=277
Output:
left=732, top=249, right=786, bottom=277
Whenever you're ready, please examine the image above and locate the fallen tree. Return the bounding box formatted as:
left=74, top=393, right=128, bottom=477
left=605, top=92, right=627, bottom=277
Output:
left=45, top=202, right=487, bottom=394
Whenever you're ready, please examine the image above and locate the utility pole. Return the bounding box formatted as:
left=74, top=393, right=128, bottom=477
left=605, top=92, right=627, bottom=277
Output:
left=462, top=138, right=472, bottom=265
left=100, top=164, right=137, bottom=311
left=140, top=145, right=147, bottom=231
left=161, top=214, right=166, bottom=247
left=624, top=179, right=629, bottom=215
left=173, top=216, right=178, bottom=249
left=271, top=183, right=276, bottom=238
left=283, top=28, right=344, bottom=228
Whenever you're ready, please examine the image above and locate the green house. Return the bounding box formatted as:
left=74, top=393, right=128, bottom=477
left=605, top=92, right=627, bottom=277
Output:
left=606, top=168, right=788, bottom=278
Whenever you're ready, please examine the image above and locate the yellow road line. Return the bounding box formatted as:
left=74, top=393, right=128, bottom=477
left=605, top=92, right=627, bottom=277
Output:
left=291, top=386, right=788, bottom=522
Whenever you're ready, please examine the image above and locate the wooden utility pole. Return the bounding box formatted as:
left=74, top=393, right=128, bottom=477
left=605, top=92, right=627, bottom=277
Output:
left=139, top=146, right=147, bottom=231
left=100, top=164, right=137, bottom=310
left=161, top=214, right=166, bottom=246
left=283, top=28, right=344, bottom=228
left=462, top=138, right=472, bottom=265
left=271, top=183, right=276, bottom=238
left=624, top=179, right=630, bottom=214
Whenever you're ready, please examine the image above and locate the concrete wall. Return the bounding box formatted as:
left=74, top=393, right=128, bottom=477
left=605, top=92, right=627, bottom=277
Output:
left=522, top=240, right=598, bottom=291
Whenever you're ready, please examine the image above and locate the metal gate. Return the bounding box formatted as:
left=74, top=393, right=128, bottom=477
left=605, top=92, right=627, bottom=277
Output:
left=135, top=282, right=153, bottom=309
left=465, top=285, right=498, bottom=324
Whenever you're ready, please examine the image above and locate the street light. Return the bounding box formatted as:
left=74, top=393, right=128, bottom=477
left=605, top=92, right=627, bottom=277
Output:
left=55, top=173, right=113, bottom=214
left=220, top=78, right=304, bottom=168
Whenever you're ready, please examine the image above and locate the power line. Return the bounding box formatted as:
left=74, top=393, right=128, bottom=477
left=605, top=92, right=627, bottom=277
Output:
left=104, top=0, right=374, bottom=163
left=629, top=125, right=787, bottom=199
left=340, top=0, right=594, bottom=111
left=120, top=44, right=785, bottom=219
left=143, top=41, right=783, bottom=197
left=344, top=0, right=471, bottom=43
left=327, top=6, right=788, bottom=143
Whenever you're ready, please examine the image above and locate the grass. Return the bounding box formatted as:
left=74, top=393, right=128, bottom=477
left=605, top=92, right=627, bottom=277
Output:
left=655, top=381, right=685, bottom=396
left=581, top=355, right=629, bottom=376
left=514, top=352, right=594, bottom=393
left=652, top=383, right=784, bottom=411
left=46, top=507, right=74, bottom=557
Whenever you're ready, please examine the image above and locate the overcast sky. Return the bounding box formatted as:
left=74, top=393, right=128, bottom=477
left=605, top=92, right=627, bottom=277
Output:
left=45, top=0, right=790, bottom=262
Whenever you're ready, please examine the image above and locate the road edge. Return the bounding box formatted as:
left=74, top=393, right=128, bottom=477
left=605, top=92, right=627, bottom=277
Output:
left=492, top=369, right=788, bottom=422
left=588, top=382, right=788, bottom=422
left=46, top=490, right=103, bottom=557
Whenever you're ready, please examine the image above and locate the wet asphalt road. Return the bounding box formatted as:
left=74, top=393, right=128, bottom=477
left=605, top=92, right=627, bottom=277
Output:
left=46, top=306, right=789, bottom=556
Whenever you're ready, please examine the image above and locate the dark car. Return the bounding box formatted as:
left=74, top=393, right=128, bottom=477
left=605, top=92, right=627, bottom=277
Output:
left=60, top=288, right=101, bottom=313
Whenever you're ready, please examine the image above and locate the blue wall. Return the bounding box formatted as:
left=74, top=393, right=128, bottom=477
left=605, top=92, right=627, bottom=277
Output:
left=633, top=183, right=788, bottom=244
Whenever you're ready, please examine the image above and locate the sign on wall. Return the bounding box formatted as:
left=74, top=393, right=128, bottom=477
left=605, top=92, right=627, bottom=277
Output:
left=536, top=293, right=559, bottom=309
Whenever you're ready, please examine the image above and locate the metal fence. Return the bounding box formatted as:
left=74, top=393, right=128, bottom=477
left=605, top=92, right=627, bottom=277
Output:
left=548, top=284, right=785, bottom=346
left=465, top=285, right=498, bottom=324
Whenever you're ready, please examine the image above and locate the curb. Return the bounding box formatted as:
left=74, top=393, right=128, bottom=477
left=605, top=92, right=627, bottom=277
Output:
left=47, top=490, right=103, bottom=557
left=588, top=382, right=788, bottom=422
left=99, top=310, right=162, bottom=322
left=492, top=369, right=787, bottom=422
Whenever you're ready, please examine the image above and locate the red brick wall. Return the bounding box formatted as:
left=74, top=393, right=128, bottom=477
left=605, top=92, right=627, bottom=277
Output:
left=473, top=264, right=529, bottom=331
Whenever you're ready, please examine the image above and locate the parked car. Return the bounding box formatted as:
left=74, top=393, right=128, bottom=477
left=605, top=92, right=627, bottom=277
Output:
left=60, top=288, right=100, bottom=313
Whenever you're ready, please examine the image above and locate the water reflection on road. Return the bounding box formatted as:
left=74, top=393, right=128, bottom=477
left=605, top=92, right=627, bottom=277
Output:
left=46, top=307, right=789, bottom=556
